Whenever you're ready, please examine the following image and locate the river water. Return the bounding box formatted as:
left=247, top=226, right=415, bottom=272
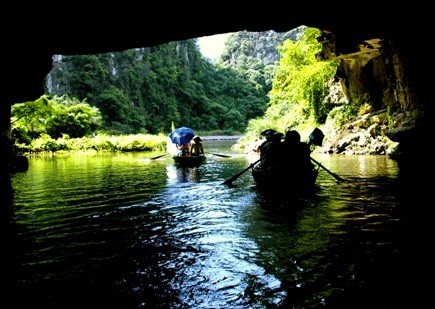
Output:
left=3, top=139, right=412, bottom=308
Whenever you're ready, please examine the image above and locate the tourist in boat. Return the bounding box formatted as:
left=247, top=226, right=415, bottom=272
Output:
left=261, top=132, right=284, bottom=170
left=178, top=142, right=191, bottom=156
left=282, top=130, right=314, bottom=187
left=253, top=132, right=285, bottom=184
left=190, top=136, right=204, bottom=156
left=256, top=129, right=275, bottom=157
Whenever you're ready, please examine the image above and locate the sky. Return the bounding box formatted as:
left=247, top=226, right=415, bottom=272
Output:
left=197, top=32, right=233, bottom=60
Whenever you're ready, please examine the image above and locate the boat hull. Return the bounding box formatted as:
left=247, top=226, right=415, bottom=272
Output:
left=172, top=155, right=206, bottom=168
left=252, top=165, right=318, bottom=201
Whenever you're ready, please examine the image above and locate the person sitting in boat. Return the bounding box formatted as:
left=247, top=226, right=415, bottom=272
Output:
left=261, top=132, right=284, bottom=169
left=256, top=129, right=275, bottom=156
left=190, top=135, right=204, bottom=156
left=282, top=130, right=314, bottom=186
left=254, top=132, right=285, bottom=183
left=178, top=142, right=191, bottom=156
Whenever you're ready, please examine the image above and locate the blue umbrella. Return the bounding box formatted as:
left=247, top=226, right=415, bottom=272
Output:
left=169, top=127, right=195, bottom=146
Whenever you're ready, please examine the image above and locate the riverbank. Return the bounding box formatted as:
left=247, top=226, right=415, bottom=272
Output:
left=201, top=135, right=243, bottom=140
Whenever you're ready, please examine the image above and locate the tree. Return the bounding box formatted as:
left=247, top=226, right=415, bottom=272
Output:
left=46, top=96, right=102, bottom=138
left=11, top=95, right=102, bottom=144
left=266, top=27, right=338, bottom=129
left=11, top=96, right=53, bottom=144
left=95, top=86, right=131, bottom=132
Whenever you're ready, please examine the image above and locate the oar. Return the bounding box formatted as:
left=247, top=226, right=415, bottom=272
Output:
left=205, top=151, right=231, bottom=158
left=310, top=157, right=344, bottom=182
left=222, top=158, right=261, bottom=186
left=149, top=153, right=168, bottom=160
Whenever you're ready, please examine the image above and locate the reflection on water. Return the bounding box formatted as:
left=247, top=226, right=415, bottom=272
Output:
left=166, top=165, right=204, bottom=184
left=6, top=142, right=407, bottom=308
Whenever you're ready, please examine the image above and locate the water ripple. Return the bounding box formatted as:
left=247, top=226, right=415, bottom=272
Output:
left=9, top=150, right=404, bottom=308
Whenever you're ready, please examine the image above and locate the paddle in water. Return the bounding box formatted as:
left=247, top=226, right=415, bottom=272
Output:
left=205, top=151, right=231, bottom=158
left=310, top=156, right=344, bottom=182
left=223, top=158, right=261, bottom=186
left=149, top=153, right=168, bottom=160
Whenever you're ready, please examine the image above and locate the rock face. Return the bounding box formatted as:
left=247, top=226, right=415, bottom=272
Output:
left=315, top=30, right=427, bottom=159
left=320, top=109, right=397, bottom=156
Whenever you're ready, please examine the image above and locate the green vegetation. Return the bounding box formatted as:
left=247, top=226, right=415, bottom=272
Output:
left=47, top=39, right=270, bottom=135
left=11, top=95, right=102, bottom=142
left=12, top=27, right=368, bottom=155
left=11, top=95, right=167, bottom=154
left=17, top=133, right=167, bottom=155
left=238, top=28, right=339, bottom=148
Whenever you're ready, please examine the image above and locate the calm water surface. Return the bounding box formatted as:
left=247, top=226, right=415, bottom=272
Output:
left=6, top=140, right=406, bottom=308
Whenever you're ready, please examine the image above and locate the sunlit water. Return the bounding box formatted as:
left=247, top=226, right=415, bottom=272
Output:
left=5, top=140, right=406, bottom=308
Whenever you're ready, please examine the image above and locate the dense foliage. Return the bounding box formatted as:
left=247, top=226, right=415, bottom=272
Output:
left=13, top=27, right=344, bottom=154
left=11, top=95, right=168, bottom=153
left=11, top=95, right=102, bottom=144
left=46, top=37, right=285, bottom=135
left=239, top=28, right=339, bottom=146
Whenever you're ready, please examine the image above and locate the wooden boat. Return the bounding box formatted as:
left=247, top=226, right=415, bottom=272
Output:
left=249, top=129, right=323, bottom=201
left=223, top=128, right=342, bottom=200
left=172, top=155, right=206, bottom=168
left=251, top=163, right=319, bottom=201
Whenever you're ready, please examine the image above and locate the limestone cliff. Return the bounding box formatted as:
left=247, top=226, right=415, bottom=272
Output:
left=316, top=31, right=425, bottom=159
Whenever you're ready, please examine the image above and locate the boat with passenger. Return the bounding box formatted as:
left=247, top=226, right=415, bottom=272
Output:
left=172, top=154, right=206, bottom=168
left=251, top=129, right=324, bottom=201
left=223, top=128, right=329, bottom=202
left=168, top=127, right=206, bottom=168
left=251, top=161, right=318, bottom=201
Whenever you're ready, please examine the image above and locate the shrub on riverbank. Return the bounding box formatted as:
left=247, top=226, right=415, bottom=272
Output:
left=15, top=133, right=168, bottom=155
